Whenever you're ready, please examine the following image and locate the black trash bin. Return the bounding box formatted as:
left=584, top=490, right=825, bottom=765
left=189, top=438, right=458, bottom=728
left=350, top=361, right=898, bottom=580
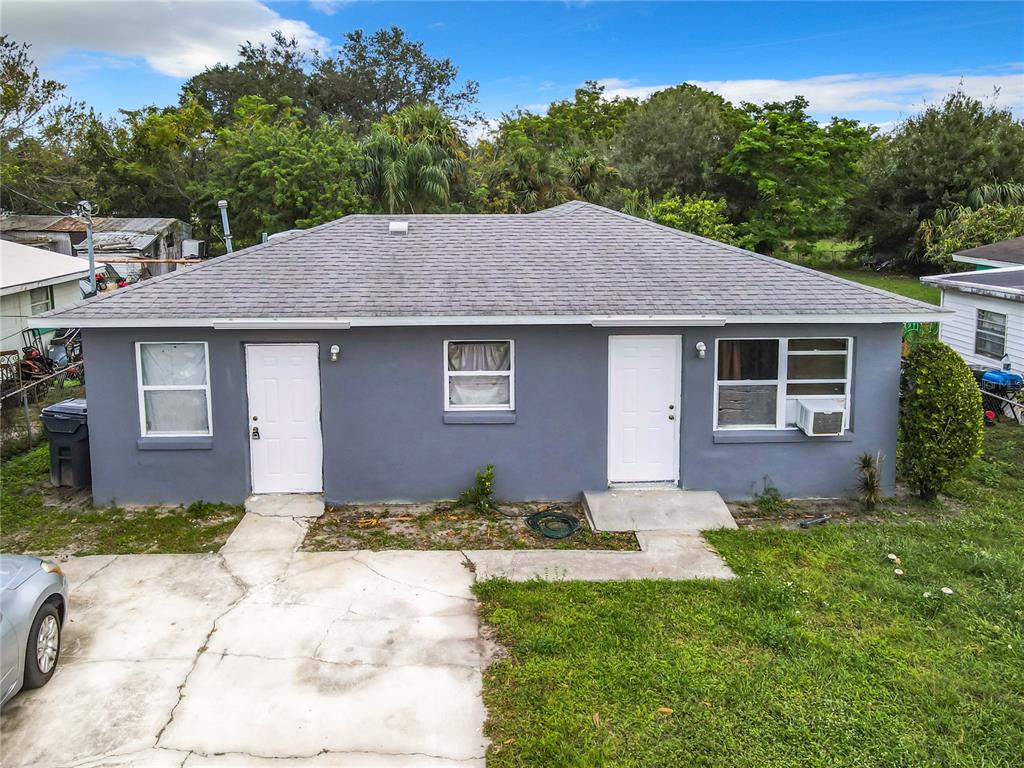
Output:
left=39, top=398, right=91, bottom=489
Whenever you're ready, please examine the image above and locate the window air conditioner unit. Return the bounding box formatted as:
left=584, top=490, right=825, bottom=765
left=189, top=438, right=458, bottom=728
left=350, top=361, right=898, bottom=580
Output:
left=796, top=399, right=845, bottom=437
left=182, top=239, right=207, bottom=259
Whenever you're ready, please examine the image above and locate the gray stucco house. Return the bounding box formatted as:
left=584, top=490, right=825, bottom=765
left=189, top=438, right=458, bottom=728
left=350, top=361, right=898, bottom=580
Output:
left=31, top=202, right=943, bottom=505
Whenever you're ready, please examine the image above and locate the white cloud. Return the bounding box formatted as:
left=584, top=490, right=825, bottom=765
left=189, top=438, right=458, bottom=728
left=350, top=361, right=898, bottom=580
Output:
left=308, top=0, right=352, bottom=16
left=594, top=69, right=1024, bottom=118
left=465, top=117, right=500, bottom=145
left=2, top=0, right=329, bottom=78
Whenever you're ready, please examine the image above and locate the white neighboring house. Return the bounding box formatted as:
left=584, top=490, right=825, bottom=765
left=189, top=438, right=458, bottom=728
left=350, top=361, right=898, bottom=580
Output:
left=1, top=240, right=90, bottom=353
left=921, top=266, right=1024, bottom=371
left=951, top=236, right=1024, bottom=270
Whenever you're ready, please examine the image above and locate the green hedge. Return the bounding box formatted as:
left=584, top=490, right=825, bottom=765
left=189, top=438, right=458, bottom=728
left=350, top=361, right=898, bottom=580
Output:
left=899, top=340, right=983, bottom=499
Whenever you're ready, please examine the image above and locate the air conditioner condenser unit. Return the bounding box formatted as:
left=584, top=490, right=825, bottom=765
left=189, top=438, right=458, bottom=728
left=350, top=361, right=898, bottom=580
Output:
left=796, top=399, right=845, bottom=436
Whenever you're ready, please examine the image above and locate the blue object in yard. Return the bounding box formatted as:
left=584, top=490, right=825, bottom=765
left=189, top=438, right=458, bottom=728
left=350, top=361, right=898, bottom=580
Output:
left=981, top=370, right=1023, bottom=392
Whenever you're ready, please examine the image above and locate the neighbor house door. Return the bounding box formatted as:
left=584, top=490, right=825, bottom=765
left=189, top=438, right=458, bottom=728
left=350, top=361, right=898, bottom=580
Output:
left=245, top=344, right=323, bottom=494
left=607, top=335, right=681, bottom=484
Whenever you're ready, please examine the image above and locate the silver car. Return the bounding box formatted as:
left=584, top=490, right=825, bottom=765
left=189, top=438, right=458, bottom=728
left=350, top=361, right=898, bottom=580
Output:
left=0, top=555, right=68, bottom=705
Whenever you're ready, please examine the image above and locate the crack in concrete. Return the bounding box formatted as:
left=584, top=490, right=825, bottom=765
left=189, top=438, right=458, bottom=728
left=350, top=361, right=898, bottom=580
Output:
left=243, top=510, right=319, bottom=521
left=153, top=514, right=316, bottom=752
left=350, top=553, right=475, bottom=602
left=153, top=551, right=250, bottom=747
left=61, top=656, right=193, bottom=666
left=178, top=746, right=484, bottom=763
left=57, top=746, right=190, bottom=768
left=207, top=649, right=481, bottom=671
left=458, top=549, right=478, bottom=580
left=21, top=513, right=489, bottom=768
left=70, top=555, right=118, bottom=592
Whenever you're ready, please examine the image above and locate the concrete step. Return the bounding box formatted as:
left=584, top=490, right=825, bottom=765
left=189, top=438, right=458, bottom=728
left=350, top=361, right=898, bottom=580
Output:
left=583, top=488, right=736, bottom=532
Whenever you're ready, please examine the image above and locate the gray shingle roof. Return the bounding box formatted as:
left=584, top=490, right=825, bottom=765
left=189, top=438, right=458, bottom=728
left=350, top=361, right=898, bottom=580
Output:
left=40, top=202, right=942, bottom=324
left=953, top=236, right=1024, bottom=266
left=922, top=266, right=1024, bottom=301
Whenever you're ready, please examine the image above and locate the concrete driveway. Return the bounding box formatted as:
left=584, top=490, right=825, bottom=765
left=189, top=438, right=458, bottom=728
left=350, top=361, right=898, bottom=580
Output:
left=0, top=510, right=488, bottom=767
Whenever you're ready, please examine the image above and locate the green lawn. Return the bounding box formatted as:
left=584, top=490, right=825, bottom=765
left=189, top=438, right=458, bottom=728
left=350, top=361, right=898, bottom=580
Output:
left=476, top=424, right=1024, bottom=767
left=0, top=443, right=245, bottom=555
left=822, top=268, right=941, bottom=306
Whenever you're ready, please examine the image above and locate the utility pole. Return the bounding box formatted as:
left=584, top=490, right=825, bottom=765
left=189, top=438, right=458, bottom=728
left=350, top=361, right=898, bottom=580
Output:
left=77, top=200, right=97, bottom=295
left=218, top=200, right=233, bottom=254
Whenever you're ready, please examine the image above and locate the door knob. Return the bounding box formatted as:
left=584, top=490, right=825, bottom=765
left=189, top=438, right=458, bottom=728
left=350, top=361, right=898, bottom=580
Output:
left=251, top=426, right=260, bottom=440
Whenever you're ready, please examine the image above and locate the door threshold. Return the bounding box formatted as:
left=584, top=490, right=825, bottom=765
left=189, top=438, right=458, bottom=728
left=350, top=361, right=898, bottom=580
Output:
left=608, top=482, right=680, bottom=490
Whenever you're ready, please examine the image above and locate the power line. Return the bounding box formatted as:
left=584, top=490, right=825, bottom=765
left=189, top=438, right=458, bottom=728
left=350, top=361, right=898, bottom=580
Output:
left=0, top=184, right=75, bottom=217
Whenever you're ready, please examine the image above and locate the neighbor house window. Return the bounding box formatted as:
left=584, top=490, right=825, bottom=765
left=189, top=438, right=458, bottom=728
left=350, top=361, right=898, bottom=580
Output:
left=444, top=340, right=514, bottom=411
left=715, top=338, right=852, bottom=430
left=975, top=309, right=1006, bottom=359
left=136, top=342, right=212, bottom=436
left=29, top=286, right=53, bottom=315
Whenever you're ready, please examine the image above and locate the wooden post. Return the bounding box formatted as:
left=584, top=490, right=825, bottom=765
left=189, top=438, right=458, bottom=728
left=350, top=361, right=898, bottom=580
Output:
left=22, top=389, right=32, bottom=449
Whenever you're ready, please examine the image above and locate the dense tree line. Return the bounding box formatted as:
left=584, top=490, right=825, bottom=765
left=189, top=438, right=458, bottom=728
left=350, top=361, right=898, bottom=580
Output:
left=2, top=31, right=1023, bottom=267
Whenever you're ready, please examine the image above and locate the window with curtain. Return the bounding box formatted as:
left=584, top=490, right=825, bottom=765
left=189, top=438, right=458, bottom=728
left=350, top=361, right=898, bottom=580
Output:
left=136, top=342, right=212, bottom=435
left=445, top=340, right=514, bottom=410
left=975, top=309, right=1007, bottom=359
left=29, top=286, right=53, bottom=315
left=716, top=338, right=852, bottom=430
left=716, top=339, right=780, bottom=427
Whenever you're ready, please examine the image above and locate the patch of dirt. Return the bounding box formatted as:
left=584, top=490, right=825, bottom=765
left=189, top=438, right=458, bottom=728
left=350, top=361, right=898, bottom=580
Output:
left=302, top=501, right=640, bottom=552
left=729, top=490, right=965, bottom=530
left=38, top=484, right=92, bottom=509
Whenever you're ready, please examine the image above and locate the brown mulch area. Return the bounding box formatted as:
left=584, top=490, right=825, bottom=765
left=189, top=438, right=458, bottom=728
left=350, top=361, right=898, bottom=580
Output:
left=728, top=491, right=964, bottom=530
left=302, top=501, right=639, bottom=552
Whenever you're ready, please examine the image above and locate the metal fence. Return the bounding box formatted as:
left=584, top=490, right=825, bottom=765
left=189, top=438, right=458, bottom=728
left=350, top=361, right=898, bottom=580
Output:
left=0, top=363, right=85, bottom=460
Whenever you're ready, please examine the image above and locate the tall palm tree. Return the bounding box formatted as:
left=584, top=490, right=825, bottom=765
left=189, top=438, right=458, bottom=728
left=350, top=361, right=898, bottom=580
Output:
left=361, top=104, right=466, bottom=213
left=488, top=129, right=570, bottom=213
left=561, top=147, right=619, bottom=202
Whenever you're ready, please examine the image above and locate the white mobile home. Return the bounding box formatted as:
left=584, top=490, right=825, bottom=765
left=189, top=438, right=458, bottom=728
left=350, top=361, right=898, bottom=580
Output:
left=1, top=240, right=90, bottom=353
left=921, top=267, right=1024, bottom=371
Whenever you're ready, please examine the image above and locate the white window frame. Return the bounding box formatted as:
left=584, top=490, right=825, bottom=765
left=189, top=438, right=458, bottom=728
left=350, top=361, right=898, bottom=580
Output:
left=135, top=341, right=213, bottom=437
left=974, top=309, right=1007, bottom=360
left=29, top=286, right=54, bottom=315
left=443, top=339, right=515, bottom=412
left=713, top=336, right=853, bottom=431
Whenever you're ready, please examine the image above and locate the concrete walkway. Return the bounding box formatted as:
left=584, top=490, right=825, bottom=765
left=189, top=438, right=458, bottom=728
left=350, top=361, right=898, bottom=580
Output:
left=466, top=489, right=736, bottom=582
left=1, top=496, right=489, bottom=767
left=465, top=529, right=733, bottom=581
left=583, top=488, right=737, bottom=532
left=2, top=492, right=736, bottom=765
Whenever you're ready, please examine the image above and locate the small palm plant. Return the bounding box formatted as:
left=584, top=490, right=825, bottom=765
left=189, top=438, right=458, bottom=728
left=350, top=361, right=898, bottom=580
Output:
left=857, top=452, right=884, bottom=511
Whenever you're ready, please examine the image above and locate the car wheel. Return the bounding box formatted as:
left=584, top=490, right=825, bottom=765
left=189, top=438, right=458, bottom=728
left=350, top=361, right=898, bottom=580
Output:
left=23, top=604, right=61, bottom=690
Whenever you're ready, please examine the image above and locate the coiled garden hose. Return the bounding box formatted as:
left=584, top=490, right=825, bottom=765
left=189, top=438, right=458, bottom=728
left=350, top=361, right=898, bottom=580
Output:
left=526, top=509, right=581, bottom=539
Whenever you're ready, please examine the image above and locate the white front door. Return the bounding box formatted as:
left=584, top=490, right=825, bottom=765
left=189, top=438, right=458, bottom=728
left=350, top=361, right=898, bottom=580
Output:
left=607, top=335, right=681, bottom=484
left=245, top=344, right=323, bottom=494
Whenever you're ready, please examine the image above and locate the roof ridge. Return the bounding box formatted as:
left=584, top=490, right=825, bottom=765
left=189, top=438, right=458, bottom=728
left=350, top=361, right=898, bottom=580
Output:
left=585, top=204, right=941, bottom=313
left=524, top=200, right=588, bottom=218
left=40, top=215, right=358, bottom=319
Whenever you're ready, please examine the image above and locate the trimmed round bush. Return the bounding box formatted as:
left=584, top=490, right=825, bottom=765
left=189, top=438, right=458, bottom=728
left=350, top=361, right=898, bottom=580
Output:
left=899, top=340, right=983, bottom=499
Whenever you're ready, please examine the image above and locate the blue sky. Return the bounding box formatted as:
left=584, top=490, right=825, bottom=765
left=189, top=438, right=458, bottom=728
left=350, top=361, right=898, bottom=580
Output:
left=4, top=1, right=1023, bottom=133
